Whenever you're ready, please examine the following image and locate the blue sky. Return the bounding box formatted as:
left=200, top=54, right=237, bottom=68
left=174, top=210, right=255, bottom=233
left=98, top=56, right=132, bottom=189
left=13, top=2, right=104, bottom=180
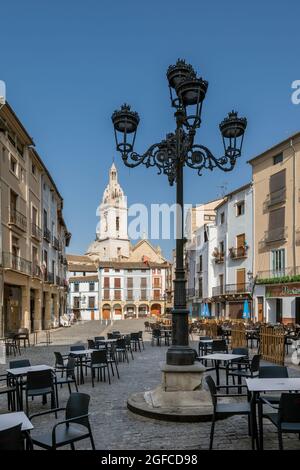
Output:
left=1, top=0, right=300, bottom=259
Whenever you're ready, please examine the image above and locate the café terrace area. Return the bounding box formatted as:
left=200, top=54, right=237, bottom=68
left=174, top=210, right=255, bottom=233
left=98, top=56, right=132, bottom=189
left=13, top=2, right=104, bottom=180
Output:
left=1, top=318, right=300, bottom=450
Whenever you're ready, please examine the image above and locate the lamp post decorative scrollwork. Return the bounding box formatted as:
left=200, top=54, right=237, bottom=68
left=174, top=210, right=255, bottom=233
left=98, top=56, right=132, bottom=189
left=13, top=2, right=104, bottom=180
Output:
left=112, top=59, right=247, bottom=366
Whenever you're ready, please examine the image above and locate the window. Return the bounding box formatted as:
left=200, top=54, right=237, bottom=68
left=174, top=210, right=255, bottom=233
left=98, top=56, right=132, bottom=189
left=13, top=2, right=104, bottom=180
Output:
left=103, top=289, right=110, bottom=300
left=236, top=201, right=245, bottom=216
left=153, top=277, right=160, bottom=287
left=220, top=212, right=225, bottom=224
left=114, top=278, right=121, bottom=288
left=127, top=277, right=133, bottom=288
left=43, top=209, right=48, bottom=230
left=74, top=283, right=79, bottom=293
left=268, top=207, right=285, bottom=241
left=271, top=249, right=285, bottom=274
left=10, top=156, right=17, bottom=174
left=140, top=289, right=147, bottom=300
left=116, top=216, right=120, bottom=231
left=104, top=267, right=109, bottom=272
left=153, top=289, right=160, bottom=300
left=32, top=206, right=38, bottom=225
left=141, top=277, right=147, bottom=288
left=127, top=290, right=133, bottom=300
left=115, top=269, right=120, bottom=273
left=32, top=163, right=36, bottom=175
left=114, top=290, right=121, bottom=301
left=88, top=297, right=95, bottom=309
left=219, top=241, right=224, bottom=254
left=89, top=282, right=95, bottom=292
left=204, top=230, right=208, bottom=242
left=198, top=255, right=203, bottom=273
left=117, top=247, right=121, bottom=256
left=104, top=277, right=110, bottom=288
left=273, top=153, right=283, bottom=165
left=11, top=236, right=19, bottom=259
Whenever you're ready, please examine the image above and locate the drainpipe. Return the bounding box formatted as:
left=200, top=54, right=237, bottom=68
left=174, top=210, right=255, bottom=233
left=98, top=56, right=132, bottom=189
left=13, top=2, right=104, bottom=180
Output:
left=290, top=139, right=297, bottom=275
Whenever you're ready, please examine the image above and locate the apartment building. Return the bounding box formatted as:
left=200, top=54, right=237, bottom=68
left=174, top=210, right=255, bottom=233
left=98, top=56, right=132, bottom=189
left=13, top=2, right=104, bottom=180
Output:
left=249, top=133, right=300, bottom=324
left=67, top=255, right=99, bottom=321
left=185, top=199, right=222, bottom=317
left=212, top=184, right=253, bottom=318
left=98, top=259, right=171, bottom=320
left=0, top=103, right=70, bottom=335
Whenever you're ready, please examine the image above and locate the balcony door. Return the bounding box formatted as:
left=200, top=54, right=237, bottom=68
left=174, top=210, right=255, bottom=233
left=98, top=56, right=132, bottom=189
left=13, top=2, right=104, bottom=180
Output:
left=10, top=190, right=17, bottom=213
left=236, top=268, right=246, bottom=292
left=236, top=233, right=245, bottom=257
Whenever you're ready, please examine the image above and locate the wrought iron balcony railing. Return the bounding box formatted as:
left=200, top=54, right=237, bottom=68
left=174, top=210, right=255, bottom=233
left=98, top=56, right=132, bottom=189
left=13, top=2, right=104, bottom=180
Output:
left=2, top=252, right=32, bottom=275
left=265, top=188, right=286, bottom=208
left=43, top=227, right=51, bottom=243
left=52, top=237, right=60, bottom=250
left=264, top=227, right=287, bottom=244
left=257, top=267, right=300, bottom=281
left=212, top=283, right=251, bottom=296
left=9, top=208, right=27, bottom=231
left=31, top=223, right=42, bottom=241
left=32, top=264, right=42, bottom=278
left=229, top=246, right=248, bottom=259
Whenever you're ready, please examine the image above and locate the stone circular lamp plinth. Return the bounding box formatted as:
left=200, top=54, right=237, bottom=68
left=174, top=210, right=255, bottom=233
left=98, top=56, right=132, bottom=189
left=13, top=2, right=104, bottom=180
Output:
left=127, top=362, right=213, bottom=422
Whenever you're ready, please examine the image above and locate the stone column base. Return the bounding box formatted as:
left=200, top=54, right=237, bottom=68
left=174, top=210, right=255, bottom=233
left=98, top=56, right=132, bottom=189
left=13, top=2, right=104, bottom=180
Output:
left=127, top=362, right=214, bottom=422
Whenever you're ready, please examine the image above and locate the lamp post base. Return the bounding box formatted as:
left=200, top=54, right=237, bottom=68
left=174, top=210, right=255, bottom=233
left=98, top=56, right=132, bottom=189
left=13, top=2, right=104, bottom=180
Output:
left=166, top=346, right=195, bottom=366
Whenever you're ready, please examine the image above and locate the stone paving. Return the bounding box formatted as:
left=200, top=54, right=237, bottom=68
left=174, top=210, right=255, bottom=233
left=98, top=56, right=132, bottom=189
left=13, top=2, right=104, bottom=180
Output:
left=1, top=319, right=300, bottom=450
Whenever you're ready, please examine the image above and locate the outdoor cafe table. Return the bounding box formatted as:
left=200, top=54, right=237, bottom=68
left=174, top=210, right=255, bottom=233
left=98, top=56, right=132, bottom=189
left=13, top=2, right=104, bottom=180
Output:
left=246, top=377, right=300, bottom=450
left=198, top=353, right=246, bottom=386
left=0, top=411, right=33, bottom=449
left=68, top=349, right=99, bottom=384
left=6, top=365, right=54, bottom=411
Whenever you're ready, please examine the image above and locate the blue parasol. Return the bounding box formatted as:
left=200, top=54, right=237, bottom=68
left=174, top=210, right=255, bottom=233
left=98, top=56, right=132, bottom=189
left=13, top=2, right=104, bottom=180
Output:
left=242, top=300, right=250, bottom=320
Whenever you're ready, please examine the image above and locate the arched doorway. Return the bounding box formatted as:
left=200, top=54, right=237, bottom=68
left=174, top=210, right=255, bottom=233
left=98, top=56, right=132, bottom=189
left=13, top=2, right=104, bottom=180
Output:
left=113, top=304, right=122, bottom=319
left=138, top=304, right=149, bottom=318
left=151, top=303, right=161, bottom=317
left=102, top=304, right=111, bottom=320
left=124, top=304, right=136, bottom=319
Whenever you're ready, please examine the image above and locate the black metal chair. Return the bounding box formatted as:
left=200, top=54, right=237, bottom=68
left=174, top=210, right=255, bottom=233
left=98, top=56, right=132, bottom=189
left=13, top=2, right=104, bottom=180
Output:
left=130, top=333, right=141, bottom=352
left=227, top=354, right=260, bottom=385
left=198, top=336, right=212, bottom=356
left=138, top=331, right=145, bottom=350
left=260, top=393, right=300, bottom=450
left=0, top=423, right=24, bottom=450
left=0, top=373, right=16, bottom=411
left=225, top=347, right=249, bottom=386
left=151, top=329, right=161, bottom=347
left=30, top=393, right=95, bottom=450
left=87, top=339, right=96, bottom=350
left=55, top=356, right=78, bottom=403
left=70, top=345, right=90, bottom=375
left=86, top=350, right=111, bottom=386
left=4, top=335, right=21, bottom=356
left=106, top=344, right=120, bottom=379
left=205, top=375, right=255, bottom=450
left=16, top=328, right=30, bottom=348
left=9, top=359, right=31, bottom=369
left=54, top=352, right=68, bottom=376
left=124, top=335, right=134, bottom=359
left=115, top=338, right=129, bottom=363
left=25, top=369, right=57, bottom=415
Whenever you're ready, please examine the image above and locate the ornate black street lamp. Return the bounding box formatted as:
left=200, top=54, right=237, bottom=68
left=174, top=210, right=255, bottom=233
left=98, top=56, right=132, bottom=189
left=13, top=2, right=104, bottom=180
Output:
left=112, top=59, right=247, bottom=366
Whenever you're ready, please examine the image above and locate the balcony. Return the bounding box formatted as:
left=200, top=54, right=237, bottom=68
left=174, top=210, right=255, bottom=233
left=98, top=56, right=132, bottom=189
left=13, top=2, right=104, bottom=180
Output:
left=9, top=208, right=27, bottom=232
left=2, top=252, right=32, bottom=275
left=32, top=264, right=42, bottom=278
left=263, top=227, right=287, bottom=244
left=212, top=250, right=225, bottom=264
left=212, top=283, right=251, bottom=296
left=46, top=272, right=54, bottom=283
left=43, top=227, right=51, bottom=243
left=52, top=236, right=60, bottom=251
left=229, top=246, right=248, bottom=260
left=257, top=267, right=300, bottom=283
left=187, top=288, right=195, bottom=298
left=265, top=188, right=286, bottom=208
left=31, top=223, right=42, bottom=241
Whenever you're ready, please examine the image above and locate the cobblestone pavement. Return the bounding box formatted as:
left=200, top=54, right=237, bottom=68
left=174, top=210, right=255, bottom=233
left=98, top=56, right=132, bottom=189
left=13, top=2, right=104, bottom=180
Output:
left=1, top=319, right=300, bottom=450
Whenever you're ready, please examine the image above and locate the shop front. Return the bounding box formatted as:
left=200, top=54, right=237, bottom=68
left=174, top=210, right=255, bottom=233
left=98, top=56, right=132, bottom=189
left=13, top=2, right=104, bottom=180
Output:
left=265, top=283, right=300, bottom=324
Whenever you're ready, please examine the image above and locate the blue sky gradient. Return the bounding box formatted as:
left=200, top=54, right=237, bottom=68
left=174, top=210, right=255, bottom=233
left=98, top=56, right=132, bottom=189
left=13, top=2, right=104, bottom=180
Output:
left=1, top=0, right=300, bottom=258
